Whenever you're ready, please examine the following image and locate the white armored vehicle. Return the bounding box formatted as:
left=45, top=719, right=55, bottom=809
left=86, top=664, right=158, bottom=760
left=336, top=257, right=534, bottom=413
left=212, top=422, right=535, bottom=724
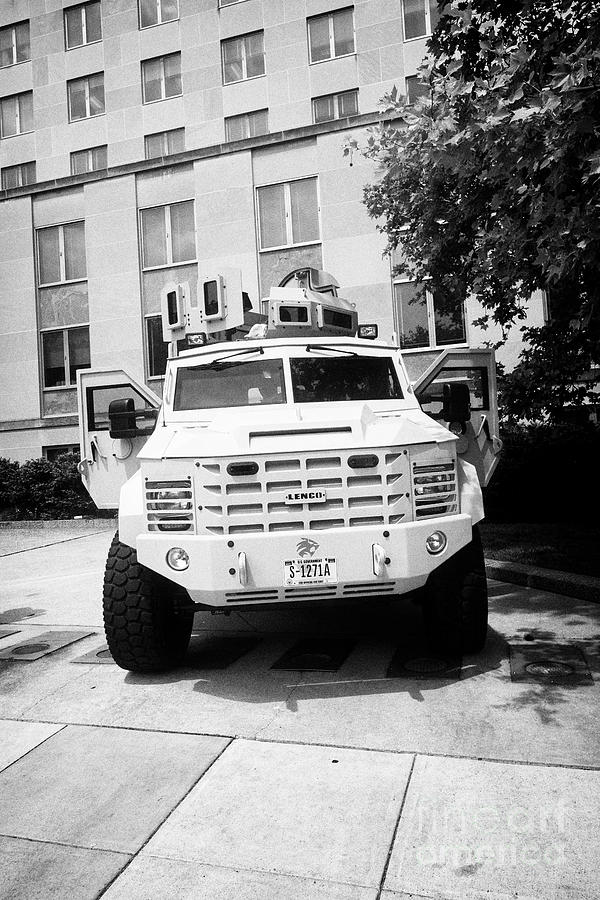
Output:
left=77, top=268, right=501, bottom=672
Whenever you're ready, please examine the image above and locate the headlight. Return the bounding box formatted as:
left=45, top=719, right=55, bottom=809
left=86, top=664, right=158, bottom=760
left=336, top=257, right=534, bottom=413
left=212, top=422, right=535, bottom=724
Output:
left=166, top=547, right=189, bottom=570
left=425, top=531, right=447, bottom=555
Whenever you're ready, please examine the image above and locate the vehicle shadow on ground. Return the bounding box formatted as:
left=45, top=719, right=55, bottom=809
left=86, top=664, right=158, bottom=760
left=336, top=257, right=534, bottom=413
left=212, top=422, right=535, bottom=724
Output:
left=124, top=615, right=509, bottom=707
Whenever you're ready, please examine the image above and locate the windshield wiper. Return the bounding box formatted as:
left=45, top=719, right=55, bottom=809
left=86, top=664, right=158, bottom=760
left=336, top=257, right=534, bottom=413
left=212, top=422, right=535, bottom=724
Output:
left=305, top=344, right=358, bottom=357
left=202, top=346, right=265, bottom=369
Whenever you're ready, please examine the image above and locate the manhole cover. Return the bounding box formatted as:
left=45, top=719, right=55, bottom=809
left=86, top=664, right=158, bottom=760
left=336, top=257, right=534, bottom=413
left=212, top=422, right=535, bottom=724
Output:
left=509, top=643, right=593, bottom=685
left=272, top=638, right=355, bottom=671
left=403, top=656, right=450, bottom=675
left=525, top=660, right=575, bottom=678
left=10, top=643, right=50, bottom=655
left=386, top=645, right=462, bottom=680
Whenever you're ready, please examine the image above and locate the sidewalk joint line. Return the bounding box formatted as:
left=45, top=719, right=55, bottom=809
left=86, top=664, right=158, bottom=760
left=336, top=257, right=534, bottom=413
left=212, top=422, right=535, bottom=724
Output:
left=95, top=736, right=234, bottom=899
left=5, top=715, right=600, bottom=771
left=0, top=529, right=113, bottom=558
left=375, top=753, right=416, bottom=900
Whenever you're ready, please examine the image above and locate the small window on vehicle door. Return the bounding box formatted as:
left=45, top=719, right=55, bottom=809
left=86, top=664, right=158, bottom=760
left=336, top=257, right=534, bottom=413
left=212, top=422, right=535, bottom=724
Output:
left=86, top=384, right=153, bottom=430
left=418, top=367, right=489, bottom=418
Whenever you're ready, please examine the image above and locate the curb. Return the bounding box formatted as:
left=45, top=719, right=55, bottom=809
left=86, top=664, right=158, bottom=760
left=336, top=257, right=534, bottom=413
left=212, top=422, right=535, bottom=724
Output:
left=0, top=519, right=117, bottom=530
left=485, top=558, right=600, bottom=605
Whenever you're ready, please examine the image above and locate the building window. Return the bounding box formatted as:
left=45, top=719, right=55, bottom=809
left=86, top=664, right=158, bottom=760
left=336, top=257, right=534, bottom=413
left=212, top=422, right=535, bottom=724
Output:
left=64, top=2, right=102, bottom=49
left=312, top=89, right=358, bottom=123
left=42, top=326, right=90, bottom=389
left=141, top=53, right=182, bottom=103
left=393, top=280, right=466, bottom=350
left=0, top=20, right=30, bottom=67
left=146, top=316, right=168, bottom=376
left=307, top=8, right=354, bottom=63
left=67, top=73, right=105, bottom=121
left=257, top=177, right=320, bottom=251
left=0, top=92, right=33, bottom=137
left=43, top=444, right=80, bottom=461
left=144, top=128, right=185, bottom=158
left=221, top=32, right=265, bottom=84
left=70, top=145, right=107, bottom=174
left=406, top=75, right=430, bottom=105
left=225, top=109, right=268, bottom=142
left=140, top=200, right=195, bottom=269
left=1, top=161, right=36, bottom=189
left=37, top=222, right=87, bottom=286
left=139, top=0, right=178, bottom=29
left=402, top=0, right=439, bottom=40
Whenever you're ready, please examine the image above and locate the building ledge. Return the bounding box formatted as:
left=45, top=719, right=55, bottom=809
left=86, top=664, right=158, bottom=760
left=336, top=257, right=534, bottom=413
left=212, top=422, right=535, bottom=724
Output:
left=0, top=416, right=78, bottom=433
left=0, top=112, right=389, bottom=201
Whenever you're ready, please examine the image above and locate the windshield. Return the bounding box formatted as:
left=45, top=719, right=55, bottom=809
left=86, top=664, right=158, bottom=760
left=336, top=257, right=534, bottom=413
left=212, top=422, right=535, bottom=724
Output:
left=290, top=356, right=403, bottom=403
left=174, top=359, right=286, bottom=411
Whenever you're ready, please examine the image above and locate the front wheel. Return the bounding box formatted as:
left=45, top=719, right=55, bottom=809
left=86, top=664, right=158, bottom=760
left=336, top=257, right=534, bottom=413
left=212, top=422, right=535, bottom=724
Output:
left=103, top=533, right=194, bottom=672
left=422, top=526, right=488, bottom=655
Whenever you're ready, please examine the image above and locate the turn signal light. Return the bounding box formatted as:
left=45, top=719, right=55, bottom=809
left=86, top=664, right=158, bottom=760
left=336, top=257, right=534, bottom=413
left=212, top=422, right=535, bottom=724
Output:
left=227, top=462, right=259, bottom=476
left=348, top=454, right=379, bottom=469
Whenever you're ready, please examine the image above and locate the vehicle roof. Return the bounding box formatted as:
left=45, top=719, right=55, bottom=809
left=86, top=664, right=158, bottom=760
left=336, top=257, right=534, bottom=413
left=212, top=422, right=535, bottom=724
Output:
left=173, top=335, right=399, bottom=362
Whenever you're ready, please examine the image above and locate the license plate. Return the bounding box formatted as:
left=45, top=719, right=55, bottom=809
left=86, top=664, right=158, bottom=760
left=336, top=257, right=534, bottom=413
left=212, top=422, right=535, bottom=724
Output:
left=284, top=557, right=337, bottom=586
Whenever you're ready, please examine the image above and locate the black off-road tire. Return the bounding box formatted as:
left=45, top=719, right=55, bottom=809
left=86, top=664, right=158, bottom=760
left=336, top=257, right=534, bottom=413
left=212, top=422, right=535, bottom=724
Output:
left=422, top=525, right=488, bottom=655
left=103, top=532, right=194, bottom=672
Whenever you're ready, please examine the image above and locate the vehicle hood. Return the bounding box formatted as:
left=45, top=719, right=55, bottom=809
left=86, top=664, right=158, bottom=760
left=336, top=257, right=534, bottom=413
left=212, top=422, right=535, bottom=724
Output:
left=139, top=403, right=456, bottom=459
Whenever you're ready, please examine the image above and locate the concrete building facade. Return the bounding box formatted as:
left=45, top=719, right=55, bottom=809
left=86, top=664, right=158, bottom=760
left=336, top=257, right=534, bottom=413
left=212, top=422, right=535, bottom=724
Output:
left=0, top=0, right=544, bottom=462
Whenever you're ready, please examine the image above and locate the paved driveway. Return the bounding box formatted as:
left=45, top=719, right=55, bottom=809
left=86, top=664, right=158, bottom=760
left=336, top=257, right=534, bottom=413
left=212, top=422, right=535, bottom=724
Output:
left=0, top=527, right=599, bottom=899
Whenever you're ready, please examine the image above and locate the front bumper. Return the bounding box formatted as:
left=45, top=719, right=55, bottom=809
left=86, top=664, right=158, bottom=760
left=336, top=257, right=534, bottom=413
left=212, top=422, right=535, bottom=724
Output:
left=135, top=515, right=473, bottom=607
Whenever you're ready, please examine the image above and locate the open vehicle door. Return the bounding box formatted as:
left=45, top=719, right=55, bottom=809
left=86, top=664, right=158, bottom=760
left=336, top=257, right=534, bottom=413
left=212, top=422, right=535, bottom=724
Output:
left=77, top=369, right=161, bottom=508
left=412, top=349, right=502, bottom=486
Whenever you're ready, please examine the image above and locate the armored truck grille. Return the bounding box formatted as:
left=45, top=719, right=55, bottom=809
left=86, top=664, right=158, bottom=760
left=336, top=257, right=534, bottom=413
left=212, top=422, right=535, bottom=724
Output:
left=194, top=450, right=412, bottom=534
left=411, top=462, right=458, bottom=519
left=145, top=479, right=195, bottom=533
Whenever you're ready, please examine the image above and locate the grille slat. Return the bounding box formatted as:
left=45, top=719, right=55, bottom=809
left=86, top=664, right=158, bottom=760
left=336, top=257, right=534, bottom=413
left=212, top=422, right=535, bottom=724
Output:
left=193, top=449, right=412, bottom=534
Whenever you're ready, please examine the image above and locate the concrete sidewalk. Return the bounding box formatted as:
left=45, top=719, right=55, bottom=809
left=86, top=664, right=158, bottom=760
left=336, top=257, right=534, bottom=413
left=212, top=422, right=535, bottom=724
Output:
left=0, top=526, right=599, bottom=899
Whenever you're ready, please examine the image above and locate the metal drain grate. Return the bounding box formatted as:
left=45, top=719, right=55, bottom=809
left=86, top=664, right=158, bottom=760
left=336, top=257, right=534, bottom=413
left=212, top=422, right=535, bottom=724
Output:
left=187, top=635, right=261, bottom=670
left=386, top=646, right=462, bottom=680
left=509, top=643, right=592, bottom=685
left=0, top=627, right=21, bottom=640
left=271, top=638, right=355, bottom=671
left=72, top=644, right=115, bottom=665
left=0, top=630, right=95, bottom=661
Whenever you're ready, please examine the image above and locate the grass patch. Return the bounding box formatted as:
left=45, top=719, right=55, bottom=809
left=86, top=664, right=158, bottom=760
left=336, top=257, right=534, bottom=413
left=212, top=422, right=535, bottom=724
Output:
left=480, top=523, right=600, bottom=578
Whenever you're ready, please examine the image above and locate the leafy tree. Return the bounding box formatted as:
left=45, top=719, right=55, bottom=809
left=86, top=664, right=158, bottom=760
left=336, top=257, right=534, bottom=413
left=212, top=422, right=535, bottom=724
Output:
left=350, top=0, right=600, bottom=421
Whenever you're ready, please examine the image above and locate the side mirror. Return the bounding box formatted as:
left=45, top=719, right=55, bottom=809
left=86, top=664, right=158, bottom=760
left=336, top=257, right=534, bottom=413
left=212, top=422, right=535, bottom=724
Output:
left=109, top=399, right=157, bottom=439
left=442, top=382, right=471, bottom=424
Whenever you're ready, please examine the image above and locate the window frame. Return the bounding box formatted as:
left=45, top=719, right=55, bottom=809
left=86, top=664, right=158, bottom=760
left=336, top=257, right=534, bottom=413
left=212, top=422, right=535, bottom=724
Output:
left=405, top=74, right=430, bottom=105
left=224, top=108, right=269, bottom=142
left=402, top=0, right=438, bottom=42
left=307, top=7, right=355, bottom=65
left=40, top=324, right=91, bottom=391
left=64, top=1, right=102, bottom=50
left=0, top=91, right=33, bottom=138
left=141, top=52, right=182, bottom=104
left=139, top=199, right=197, bottom=271
left=144, top=127, right=185, bottom=158
left=67, top=72, right=105, bottom=122
left=70, top=145, right=107, bottom=175
left=0, top=19, right=30, bottom=67
left=1, top=160, right=36, bottom=189
left=36, top=220, right=87, bottom=288
left=311, top=89, right=358, bottom=124
left=139, top=0, right=179, bottom=30
left=393, top=276, right=468, bottom=352
left=256, top=176, right=321, bottom=252
left=221, top=31, right=265, bottom=85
